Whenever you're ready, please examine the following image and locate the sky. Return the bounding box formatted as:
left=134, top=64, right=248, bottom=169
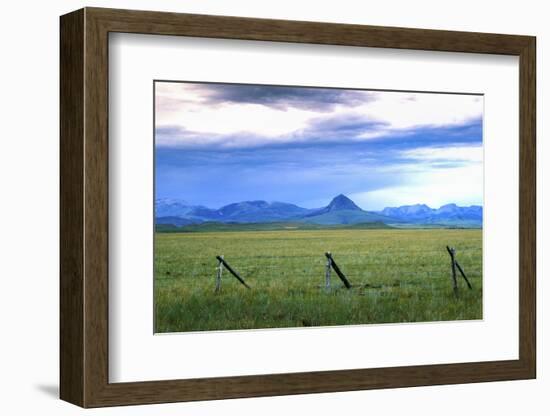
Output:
left=155, top=81, right=483, bottom=210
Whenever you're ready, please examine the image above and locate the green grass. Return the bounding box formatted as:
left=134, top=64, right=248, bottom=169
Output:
left=154, top=229, right=482, bottom=333
left=156, top=220, right=393, bottom=233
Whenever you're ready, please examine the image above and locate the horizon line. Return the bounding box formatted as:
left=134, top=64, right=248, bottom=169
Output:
left=155, top=196, right=483, bottom=212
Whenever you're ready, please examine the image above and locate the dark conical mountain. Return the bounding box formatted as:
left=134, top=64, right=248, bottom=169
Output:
left=305, top=194, right=362, bottom=217
left=326, top=194, right=362, bottom=212
left=302, top=194, right=395, bottom=225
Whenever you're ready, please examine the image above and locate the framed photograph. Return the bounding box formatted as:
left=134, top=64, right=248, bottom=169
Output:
left=60, top=7, right=536, bottom=407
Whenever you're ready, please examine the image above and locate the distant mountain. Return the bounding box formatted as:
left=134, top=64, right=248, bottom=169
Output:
left=381, top=204, right=432, bottom=220
left=303, top=195, right=397, bottom=225
left=216, top=200, right=311, bottom=222
left=379, top=203, right=482, bottom=227
left=155, top=195, right=482, bottom=228
left=155, top=198, right=198, bottom=217
left=323, top=194, right=362, bottom=212
left=155, top=198, right=314, bottom=224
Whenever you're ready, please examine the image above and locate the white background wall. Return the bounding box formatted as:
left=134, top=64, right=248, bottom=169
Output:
left=0, top=0, right=545, bottom=414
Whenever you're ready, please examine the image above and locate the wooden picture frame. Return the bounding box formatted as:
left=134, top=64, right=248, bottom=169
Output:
left=60, top=7, right=536, bottom=408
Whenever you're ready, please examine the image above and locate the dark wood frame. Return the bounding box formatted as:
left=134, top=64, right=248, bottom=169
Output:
left=60, top=7, right=536, bottom=408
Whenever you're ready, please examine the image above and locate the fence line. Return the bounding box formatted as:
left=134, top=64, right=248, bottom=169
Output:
left=198, top=246, right=477, bottom=295
left=192, top=249, right=480, bottom=261
left=157, top=245, right=480, bottom=297
left=158, top=265, right=481, bottom=273
left=157, top=271, right=482, bottom=280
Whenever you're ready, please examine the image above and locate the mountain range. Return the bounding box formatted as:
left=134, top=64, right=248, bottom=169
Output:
left=156, top=195, right=482, bottom=228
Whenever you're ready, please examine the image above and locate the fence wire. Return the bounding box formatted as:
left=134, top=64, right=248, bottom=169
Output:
left=156, top=251, right=482, bottom=286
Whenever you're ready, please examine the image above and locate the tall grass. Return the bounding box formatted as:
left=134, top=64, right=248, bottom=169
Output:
left=154, top=229, right=482, bottom=333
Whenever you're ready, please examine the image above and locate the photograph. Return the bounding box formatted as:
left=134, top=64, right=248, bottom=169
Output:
left=153, top=80, right=484, bottom=333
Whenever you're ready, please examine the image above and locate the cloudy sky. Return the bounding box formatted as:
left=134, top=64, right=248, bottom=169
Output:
left=155, top=81, right=483, bottom=210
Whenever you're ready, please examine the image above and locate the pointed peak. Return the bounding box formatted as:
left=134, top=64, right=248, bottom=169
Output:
left=331, top=194, right=352, bottom=202
left=327, top=194, right=362, bottom=211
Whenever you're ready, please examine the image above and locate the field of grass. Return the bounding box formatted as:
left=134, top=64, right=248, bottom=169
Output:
left=156, top=220, right=393, bottom=233
left=154, top=228, right=482, bottom=333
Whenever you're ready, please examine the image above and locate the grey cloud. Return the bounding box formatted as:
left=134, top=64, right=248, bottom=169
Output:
left=198, top=83, right=377, bottom=111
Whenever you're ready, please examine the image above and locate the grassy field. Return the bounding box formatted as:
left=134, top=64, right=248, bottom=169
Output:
left=154, top=228, right=482, bottom=333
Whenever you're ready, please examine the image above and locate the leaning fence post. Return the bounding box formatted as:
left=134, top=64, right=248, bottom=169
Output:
left=455, top=259, right=473, bottom=289
left=446, top=246, right=473, bottom=294
left=215, top=255, right=251, bottom=289
left=446, top=246, right=459, bottom=296
left=215, top=255, right=224, bottom=292
left=325, top=252, right=332, bottom=290
left=324, top=252, right=352, bottom=289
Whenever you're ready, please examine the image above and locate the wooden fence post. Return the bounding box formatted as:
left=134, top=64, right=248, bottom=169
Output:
left=324, top=252, right=352, bottom=289
left=215, top=255, right=224, bottom=292
left=446, top=246, right=473, bottom=295
left=325, top=252, right=332, bottom=290
left=215, top=255, right=251, bottom=289
left=455, top=260, right=473, bottom=289
left=446, top=246, right=459, bottom=296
